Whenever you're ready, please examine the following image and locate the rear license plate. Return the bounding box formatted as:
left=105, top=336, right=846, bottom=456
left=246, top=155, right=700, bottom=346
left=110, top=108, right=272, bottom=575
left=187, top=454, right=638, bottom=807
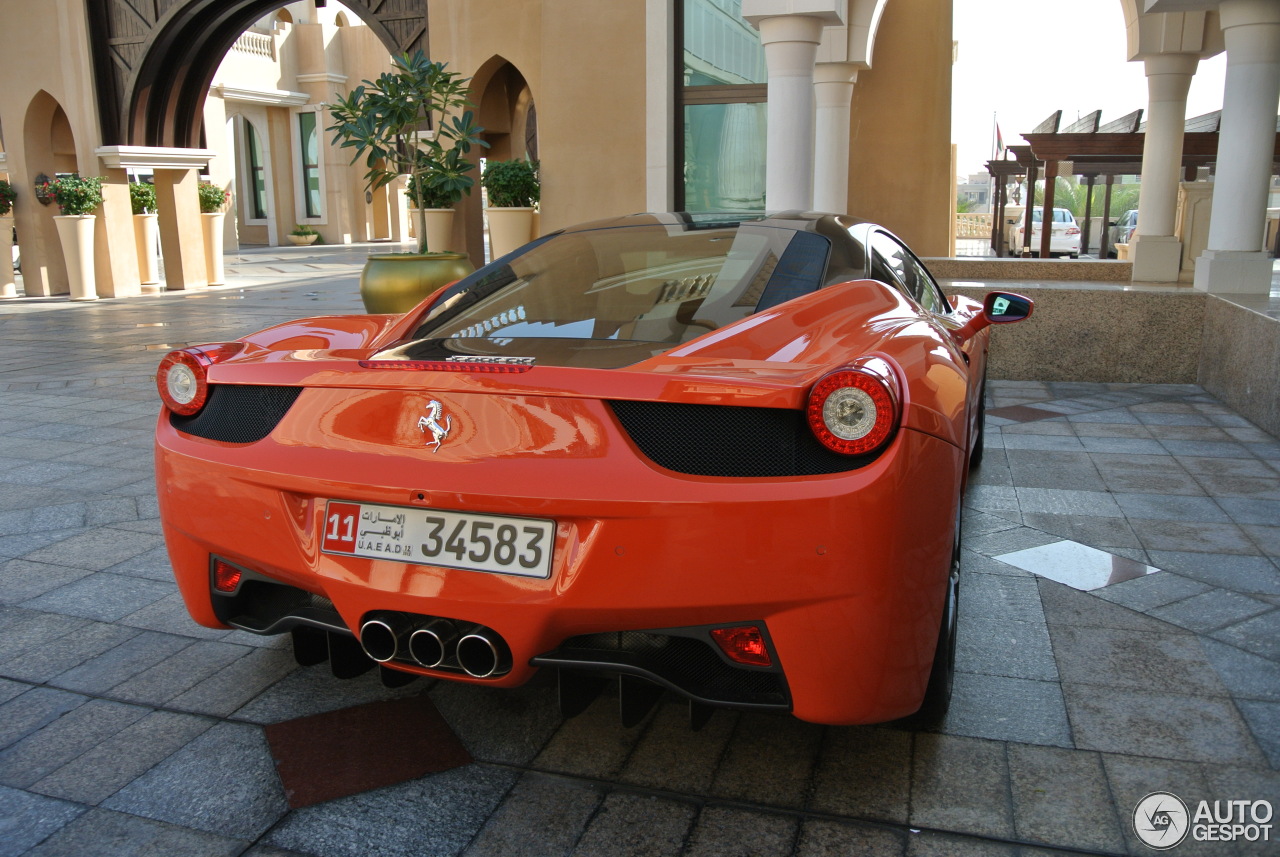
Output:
left=321, top=501, right=555, bottom=579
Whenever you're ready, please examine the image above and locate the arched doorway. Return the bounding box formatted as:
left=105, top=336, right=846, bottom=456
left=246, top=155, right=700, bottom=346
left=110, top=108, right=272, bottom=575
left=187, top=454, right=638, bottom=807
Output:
left=465, top=57, right=538, bottom=262
left=20, top=91, right=80, bottom=295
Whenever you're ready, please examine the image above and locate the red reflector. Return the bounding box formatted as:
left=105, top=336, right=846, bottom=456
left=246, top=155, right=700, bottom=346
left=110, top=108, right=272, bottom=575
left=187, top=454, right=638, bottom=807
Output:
left=710, top=626, right=772, bottom=667
left=358, top=360, right=532, bottom=373
left=213, top=560, right=242, bottom=593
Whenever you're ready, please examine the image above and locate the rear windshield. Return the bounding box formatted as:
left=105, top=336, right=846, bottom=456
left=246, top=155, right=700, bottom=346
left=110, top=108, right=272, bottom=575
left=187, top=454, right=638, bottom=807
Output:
left=410, top=223, right=828, bottom=347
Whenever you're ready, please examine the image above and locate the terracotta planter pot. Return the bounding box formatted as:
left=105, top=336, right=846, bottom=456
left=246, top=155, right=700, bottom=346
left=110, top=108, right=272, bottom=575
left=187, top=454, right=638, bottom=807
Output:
left=202, top=212, right=225, bottom=285
left=53, top=214, right=98, bottom=301
left=359, top=252, right=475, bottom=314
left=486, top=207, right=535, bottom=260
left=0, top=214, right=15, bottom=298
left=133, top=213, right=160, bottom=285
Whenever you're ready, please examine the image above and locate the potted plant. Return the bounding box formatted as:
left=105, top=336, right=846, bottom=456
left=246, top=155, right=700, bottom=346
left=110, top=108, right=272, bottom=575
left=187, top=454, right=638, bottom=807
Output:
left=328, top=50, right=487, bottom=312
left=481, top=157, right=539, bottom=259
left=198, top=180, right=229, bottom=286
left=404, top=165, right=460, bottom=260
left=44, top=174, right=104, bottom=301
left=129, top=181, right=160, bottom=286
left=0, top=179, right=16, bottom=298
left=288, top=224, right=320, bottom=246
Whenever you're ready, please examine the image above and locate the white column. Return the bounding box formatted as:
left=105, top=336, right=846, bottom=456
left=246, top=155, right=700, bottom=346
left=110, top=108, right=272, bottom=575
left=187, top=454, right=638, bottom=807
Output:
left=755, top=15, right=827, bottom=211
left=1130, top=53, right=1197, bottom=282
left=813, top=61, right=858, bottom=213
left=1195, top=0, right=1280, bottom=294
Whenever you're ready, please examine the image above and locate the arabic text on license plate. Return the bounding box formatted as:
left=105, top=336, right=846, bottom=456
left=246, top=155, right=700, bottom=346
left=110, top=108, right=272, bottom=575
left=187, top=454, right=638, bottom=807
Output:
left=322, top=502, right=554, bottom=579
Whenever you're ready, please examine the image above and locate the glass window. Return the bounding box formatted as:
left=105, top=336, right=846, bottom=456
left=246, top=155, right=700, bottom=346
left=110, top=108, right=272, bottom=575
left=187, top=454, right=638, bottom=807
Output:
left=677, top=0, right=767, bottom=213
left=246, top=121, right=268, bottom=220
left=869, top=231, right=946, bottom=314
left=298, top=111, right=321, bottom=218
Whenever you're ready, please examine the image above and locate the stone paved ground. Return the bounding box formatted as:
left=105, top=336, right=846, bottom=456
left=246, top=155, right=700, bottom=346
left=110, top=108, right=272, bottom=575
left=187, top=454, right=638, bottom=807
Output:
left=0, top=246, right=1277, bottom=856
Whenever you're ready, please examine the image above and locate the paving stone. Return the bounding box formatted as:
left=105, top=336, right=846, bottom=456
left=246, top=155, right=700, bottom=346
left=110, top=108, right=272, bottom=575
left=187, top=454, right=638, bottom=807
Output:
left=229, top=662, right=420, bottom=725
left=957, top=616, right=1057, bottom=682
left=808, top=726, right=911, bottom=823
left=49, top=630, right=194, bottom=695
left=22, top=572, right=174, bottom=622
left=909, top=733, right=1013, bottom=839
left=19, top=527, right=165, bottom=571
left=1151, top=589, right=1274, bottom=633
left=1013, top=487, right=1123, bottom=518
left=1210, top=609, right=1280, bottom=662
left=999, top=434, right=1086, bottom=452
left=1236, top=700, right=1280, bottom=769
left=535, top=690, right=651, bottom=780
left=108, top=639, right=255, bottom=706
left=620, top=700, right=738, bottom=794
left=118, top=592, right=235, bottom=640
left=1064, top=684, right=1262, bottom=764
left=1049, top=624, right=1228, bottom=696
left=0, top=678, right=29, bottom=707
left=21, top=807, right=247, bottom=857
left=1129, top=519, right=1259, bottom=556
left=1114, top=492, right=1231, bottom=523
left=105, top=545, right=175, bottom=581
left=1018, top=512, right=1145, bottom=551
left=682, top=805, right=799, bottom=857
left=1007, top=744, right=1125, bottom=852
left=1148, top=551, right=1280, bottom=596
left=0, top=558, right=96, bottom=604
left=0, top=686, right=88, bottom=751
left=0, top=698, right=149, bottom=789
left=794, top=818, right=904, bottom=856
left=461, top=772, right=602, bottom=857
left=958, top=508, right=1020, bottom=538
left=961, top=484, right=1020, bottom=519
left=567, top=791, right=696, bottom=857
left=965, top=528, right=1061, bottom=560
left=709, top=712, right=823, bottom=809
left=1005, top=450, right=1107, bottom=492
left=1243, top=524, right=1280, bottom=560
left=903, top=830, right=1018, bottom=856
left=0, top=526, right=91, bottom=560
left=0, top=785, right=87, bottom=857
left=102, top=721, right=287, bottom=839
left=943, top=673, right=1071, bottom=748
left=1100, top=753, right=1218, bottom=857
left=1093, top=571, right=1212, bottom=614
left=166, top=645, right=300, bottom=717
left=428, top=677, right=562, bottom=767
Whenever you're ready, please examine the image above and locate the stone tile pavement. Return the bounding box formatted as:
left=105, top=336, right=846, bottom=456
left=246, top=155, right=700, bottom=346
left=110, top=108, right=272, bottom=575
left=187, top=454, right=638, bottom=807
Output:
left=0, top=246, right=1277, bottom=856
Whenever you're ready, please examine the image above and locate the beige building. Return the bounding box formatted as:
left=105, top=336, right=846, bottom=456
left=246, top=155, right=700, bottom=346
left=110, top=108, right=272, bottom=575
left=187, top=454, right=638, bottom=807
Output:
left=0, top=0, right=954, bottom=300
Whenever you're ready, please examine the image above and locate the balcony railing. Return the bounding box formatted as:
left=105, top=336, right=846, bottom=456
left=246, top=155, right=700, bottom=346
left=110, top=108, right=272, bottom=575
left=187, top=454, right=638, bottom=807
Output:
left=232, top=31, right=275, bottom=61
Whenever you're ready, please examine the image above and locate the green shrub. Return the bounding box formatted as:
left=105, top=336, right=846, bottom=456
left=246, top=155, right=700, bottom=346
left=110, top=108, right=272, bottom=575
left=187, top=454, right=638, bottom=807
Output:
left=129, top=181, right=156, bottom=215
left=198, top=181, right=229, bottom=213
left=482, top=158, right=539, bottom=208
left=44, top=175, right=104, bottom=216
left=0, top=180, right=15, bottom=216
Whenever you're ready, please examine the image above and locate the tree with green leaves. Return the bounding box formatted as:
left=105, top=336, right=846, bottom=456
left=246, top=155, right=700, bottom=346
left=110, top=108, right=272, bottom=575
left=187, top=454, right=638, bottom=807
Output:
left=1033, top=176, right=1139, bottom=219
left=327, top=51, right=487, bottom=253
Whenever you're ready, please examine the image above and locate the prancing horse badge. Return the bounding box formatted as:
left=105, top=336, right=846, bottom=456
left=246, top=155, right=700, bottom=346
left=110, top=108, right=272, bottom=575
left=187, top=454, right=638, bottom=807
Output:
left=417, top=400, right=452, bottom=452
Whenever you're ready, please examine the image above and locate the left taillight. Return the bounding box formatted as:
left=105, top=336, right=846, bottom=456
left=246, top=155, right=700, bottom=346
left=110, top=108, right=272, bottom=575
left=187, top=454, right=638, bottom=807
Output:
left=156, top=343, right=243, bottom=416
left=806, top=360, right=900, bottom=456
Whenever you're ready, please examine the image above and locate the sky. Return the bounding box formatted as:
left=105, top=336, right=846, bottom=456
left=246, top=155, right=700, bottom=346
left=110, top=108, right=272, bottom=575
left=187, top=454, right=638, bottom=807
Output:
left=951, top=0, right=1228, bottom=177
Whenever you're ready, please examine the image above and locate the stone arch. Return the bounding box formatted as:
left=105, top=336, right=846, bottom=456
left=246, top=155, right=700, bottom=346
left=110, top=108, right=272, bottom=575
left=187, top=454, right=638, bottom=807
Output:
left=21, top=90, right=81, bottom=294
left=85, top=0, right=429, bottom=148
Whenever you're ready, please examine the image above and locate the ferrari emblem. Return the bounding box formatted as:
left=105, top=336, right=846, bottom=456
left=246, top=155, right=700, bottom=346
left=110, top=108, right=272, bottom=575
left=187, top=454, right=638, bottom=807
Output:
left=417, top=400, right=452, bottom=452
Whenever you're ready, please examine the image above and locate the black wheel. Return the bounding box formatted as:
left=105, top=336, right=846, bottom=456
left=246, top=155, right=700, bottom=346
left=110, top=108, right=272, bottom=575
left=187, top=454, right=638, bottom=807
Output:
left=968, top=371, right=987, bottom=469
left=909, top=526, right=960, bottom=728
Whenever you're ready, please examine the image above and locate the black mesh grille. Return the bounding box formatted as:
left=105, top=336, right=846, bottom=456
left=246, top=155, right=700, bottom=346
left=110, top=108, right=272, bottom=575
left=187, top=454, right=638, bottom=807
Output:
left=170, top=384, right=302, bottom=444
left=608, top=400, right=882, bottom=477
left=546, top=631, right=788, bottom=707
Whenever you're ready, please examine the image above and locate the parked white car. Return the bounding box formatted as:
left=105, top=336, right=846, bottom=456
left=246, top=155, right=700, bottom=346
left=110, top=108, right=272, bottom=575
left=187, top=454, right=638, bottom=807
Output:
left=1006, top=208, right=1081, bottom=258
left=1107, top=210, right=1138, bottom=257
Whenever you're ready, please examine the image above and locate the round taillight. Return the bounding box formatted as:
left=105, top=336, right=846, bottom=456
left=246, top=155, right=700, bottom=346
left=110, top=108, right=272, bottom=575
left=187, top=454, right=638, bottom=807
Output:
left=806, top=367, right=898, bottom=455
left=157, top=351, right=208, bottom=416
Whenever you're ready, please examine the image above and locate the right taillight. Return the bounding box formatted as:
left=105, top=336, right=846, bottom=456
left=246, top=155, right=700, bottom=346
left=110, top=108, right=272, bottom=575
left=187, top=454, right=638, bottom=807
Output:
left=156, top=343, right=242, bottom=416
left=806, top=362, right=900, bottom=455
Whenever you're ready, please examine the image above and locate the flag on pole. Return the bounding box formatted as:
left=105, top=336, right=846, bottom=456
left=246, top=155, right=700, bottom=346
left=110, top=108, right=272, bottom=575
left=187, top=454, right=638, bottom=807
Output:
left=995, top=124, right=1006, bottom=159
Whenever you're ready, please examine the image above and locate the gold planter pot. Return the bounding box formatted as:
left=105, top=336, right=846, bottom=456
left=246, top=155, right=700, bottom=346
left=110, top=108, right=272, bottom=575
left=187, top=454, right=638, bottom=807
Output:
left=359, top=252, right=475, bottom=314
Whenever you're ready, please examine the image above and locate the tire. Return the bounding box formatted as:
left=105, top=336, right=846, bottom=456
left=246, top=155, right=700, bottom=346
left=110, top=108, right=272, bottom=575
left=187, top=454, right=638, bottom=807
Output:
left=909, top=524, right=960, bottom=728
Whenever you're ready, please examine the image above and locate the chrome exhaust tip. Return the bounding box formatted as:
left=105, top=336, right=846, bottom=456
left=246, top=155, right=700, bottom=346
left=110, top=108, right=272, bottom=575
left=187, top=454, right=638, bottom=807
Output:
left=359, top=614, right=408, bottom=663
left=408, top=619, right=458, bottom=668
left=456, top=629, right=512, bottom=678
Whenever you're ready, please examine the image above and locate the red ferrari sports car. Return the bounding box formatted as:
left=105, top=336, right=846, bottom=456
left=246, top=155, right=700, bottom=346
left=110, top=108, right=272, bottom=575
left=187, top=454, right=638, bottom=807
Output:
left=154, top=212, right=1030, bottom=726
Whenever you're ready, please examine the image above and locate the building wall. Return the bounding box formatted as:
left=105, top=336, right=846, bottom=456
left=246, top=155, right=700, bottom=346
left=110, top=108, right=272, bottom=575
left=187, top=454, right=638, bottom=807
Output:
left=848, top=0, right=953, bottom=256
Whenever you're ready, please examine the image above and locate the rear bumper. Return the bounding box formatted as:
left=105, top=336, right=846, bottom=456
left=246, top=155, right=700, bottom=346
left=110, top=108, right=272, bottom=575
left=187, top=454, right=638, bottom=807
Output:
left=156, top=411, right=962, bottom=725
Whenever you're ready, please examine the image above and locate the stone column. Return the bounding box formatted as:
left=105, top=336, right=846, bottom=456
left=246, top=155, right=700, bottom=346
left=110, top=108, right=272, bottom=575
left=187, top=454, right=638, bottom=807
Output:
left=1195, top=0, right=1280, bottom=294
left=813, top=61, right=858, bottom=213
left=154, top=168, right=208, bottom=291
left=1130, top=53, right=1198, bottom=282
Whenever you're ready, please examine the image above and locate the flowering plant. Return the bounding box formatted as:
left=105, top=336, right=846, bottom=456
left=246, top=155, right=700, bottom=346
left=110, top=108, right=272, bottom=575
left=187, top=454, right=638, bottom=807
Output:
left=43, top=175, right=104, bottom=216
left=197, top=181, right=230, bottom=213
left=130, top=181, right=157, bottom=215
left=0, top=180, right=15, bottom=216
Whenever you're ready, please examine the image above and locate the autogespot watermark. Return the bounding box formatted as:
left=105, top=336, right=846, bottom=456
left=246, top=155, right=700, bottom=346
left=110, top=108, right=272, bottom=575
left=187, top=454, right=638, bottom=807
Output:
left=1133, top=791, right=1274, bottom=850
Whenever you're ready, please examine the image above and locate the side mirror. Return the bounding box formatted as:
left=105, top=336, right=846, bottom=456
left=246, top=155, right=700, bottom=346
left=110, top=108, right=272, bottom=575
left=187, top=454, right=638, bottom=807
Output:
left=984, top=291, right=1033, bottom=324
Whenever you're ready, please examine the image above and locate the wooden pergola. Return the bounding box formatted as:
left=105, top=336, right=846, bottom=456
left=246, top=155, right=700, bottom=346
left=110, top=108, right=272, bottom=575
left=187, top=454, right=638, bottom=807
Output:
left=985, top=109, right=1279, bottom=259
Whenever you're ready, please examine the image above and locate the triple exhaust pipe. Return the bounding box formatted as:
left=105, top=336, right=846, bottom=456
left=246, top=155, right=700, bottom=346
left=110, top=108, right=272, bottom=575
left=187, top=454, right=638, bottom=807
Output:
left=359, top=613, right=512, bottom=678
